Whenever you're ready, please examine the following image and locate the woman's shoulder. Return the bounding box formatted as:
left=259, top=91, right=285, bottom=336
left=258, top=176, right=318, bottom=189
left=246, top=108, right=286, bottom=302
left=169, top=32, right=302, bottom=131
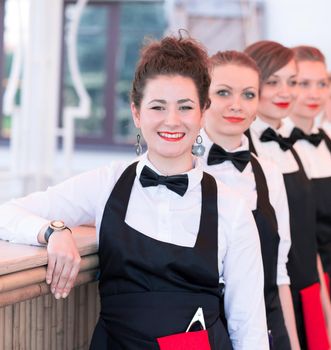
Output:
left=54, top=159, right=137, bottom=196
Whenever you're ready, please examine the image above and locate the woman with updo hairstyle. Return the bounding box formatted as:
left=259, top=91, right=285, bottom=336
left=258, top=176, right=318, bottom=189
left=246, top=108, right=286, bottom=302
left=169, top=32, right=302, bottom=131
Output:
left=200, top=49, right=297, bottom=349
left=287, top=45, right=331, bottom=322
left=245, top=40, right=331, bottom=349
left=0, top=34, right=268, bottom=349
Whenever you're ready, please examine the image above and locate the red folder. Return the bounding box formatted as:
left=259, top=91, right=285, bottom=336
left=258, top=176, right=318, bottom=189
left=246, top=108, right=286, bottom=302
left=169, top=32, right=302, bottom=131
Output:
left=157, top=330, right=211, bottom=350
left=300, top=282, right=330, bottom=350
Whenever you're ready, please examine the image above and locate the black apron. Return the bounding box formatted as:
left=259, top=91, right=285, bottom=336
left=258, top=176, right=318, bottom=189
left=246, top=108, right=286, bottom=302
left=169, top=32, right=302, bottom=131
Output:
left=247, top=129, right=319, bottom=350
left=312, top=129, right=331, bottom=291
left=90, top=162, right=232, bottom=350
left=250, top=156, right=291, bottom=350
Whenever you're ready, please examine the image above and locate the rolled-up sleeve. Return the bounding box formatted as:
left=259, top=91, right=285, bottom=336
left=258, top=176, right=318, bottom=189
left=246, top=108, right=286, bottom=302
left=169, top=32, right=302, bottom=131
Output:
left=0, top=165, right=117, bottom=245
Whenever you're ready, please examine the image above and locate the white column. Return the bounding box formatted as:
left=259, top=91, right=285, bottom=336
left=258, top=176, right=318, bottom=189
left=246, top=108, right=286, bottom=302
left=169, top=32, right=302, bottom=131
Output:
left=18, top=0, right=63, bottom=193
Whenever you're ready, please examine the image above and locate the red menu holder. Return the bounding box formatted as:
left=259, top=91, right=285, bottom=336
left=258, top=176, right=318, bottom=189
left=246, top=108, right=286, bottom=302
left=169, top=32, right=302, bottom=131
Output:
left=300, top=282, right=330, bottom=350
left=157, top=330, right=211, bottom=350
left=157, top=307, right=212, bottom=350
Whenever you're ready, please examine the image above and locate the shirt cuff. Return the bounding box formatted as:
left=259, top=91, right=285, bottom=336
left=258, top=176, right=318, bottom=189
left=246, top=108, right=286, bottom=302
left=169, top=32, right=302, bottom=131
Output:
left=276, top=265, right=291, bottom=286
left=13, top=215, right=49, bottom=246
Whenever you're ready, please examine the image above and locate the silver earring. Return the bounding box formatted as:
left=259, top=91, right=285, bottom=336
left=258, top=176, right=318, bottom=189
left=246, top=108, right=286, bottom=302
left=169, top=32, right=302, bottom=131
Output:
left=192, top=134, right=205, bottom=156
left=135, top=133, right=143, bottom=156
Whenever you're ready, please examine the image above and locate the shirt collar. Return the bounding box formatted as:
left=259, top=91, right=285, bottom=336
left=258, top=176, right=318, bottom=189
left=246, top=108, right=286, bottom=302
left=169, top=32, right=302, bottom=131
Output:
left=201, top=128, right=250, bottom=154
left=280, top=117, right=320, bottom=137
left=136, top=152, right=203, bottom=192
left=251, top=116, right=290, bottom=138
left=278, top=117, right=293, bottom=137
left=250, top=116, right=275, bottom=137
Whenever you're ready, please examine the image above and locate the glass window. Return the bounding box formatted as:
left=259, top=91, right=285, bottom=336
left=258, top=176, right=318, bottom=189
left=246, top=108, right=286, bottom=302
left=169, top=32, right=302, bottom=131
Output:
left=62, top=1, right=167, bottom=147
left=0, top=0, right=13, bottom=140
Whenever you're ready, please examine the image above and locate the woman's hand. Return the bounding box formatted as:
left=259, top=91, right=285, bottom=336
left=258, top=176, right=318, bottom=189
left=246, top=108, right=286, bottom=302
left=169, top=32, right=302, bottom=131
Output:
left=45, top=229, right=81, bottom=299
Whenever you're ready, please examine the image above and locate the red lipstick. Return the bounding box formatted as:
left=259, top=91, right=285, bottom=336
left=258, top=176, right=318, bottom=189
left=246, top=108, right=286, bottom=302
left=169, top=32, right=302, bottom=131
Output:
left=158, top=131, right=185, bottom=142
left=223, top=116, right=245, bottom=123
left=307, top=104, right=319, bottom=109
left=273, top=102, right=290, bottom=109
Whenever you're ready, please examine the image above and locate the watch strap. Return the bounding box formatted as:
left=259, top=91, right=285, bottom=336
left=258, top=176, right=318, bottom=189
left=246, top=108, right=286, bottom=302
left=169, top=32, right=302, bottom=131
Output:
left=44, top=225, right=72, bottom=243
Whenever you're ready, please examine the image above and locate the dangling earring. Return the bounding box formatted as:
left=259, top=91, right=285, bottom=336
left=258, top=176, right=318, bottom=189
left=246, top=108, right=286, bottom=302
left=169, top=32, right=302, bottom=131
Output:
left=192, top=134, right=205, bottom=156
left=135, top=133, right=143, bottom=156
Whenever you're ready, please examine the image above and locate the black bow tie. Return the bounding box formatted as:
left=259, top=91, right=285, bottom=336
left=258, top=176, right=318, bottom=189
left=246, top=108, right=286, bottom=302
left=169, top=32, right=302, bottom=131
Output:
left=288, top=127, right=323, bottom=147
left=207, top=143, right=251, bottom=172
left=260, top=127, right=292, bottom=151
left=139, top=165, right=189, bottom=196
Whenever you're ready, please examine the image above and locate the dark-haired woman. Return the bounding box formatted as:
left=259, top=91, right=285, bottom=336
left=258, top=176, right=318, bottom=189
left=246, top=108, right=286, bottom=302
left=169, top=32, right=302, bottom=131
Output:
left=0, top=35, right=268, bottom=349
left=245, top=40, right=330, bottom=349
left=201, top=50, right=298, bottom=349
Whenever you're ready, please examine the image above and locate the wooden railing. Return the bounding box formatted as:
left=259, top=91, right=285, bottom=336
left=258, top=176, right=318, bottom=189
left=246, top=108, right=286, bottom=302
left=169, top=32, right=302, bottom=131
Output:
left=0, top=226, right=100, bottom=350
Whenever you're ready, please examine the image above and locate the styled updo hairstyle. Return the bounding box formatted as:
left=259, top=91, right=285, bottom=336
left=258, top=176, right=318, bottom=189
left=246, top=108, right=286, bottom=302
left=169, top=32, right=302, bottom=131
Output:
left=292, top=45, right=326, bottom=64
left=131, top=33, right=211, bottom=110
left=209, top=50, right=261, bottom=83
left=244, top=40, right=294, bottom=83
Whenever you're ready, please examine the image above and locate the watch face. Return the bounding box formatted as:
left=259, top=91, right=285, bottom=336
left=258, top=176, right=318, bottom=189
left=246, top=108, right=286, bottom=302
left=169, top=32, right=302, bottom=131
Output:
left=51, top=220, right=65, bottom=229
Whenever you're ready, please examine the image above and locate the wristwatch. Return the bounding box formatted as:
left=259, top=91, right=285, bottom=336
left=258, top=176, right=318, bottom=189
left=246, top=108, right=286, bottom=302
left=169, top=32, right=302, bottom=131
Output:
left=44, top=220, right=71, bottom=243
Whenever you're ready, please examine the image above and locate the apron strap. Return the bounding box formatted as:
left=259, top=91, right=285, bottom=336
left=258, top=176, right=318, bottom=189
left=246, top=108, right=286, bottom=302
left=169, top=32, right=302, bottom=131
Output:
left=289, top=146, right=307, bottom=175
left=245, top=129, right=258, bottom=155
left=250, top=155, right=278, bottom=231
left=107, top=161, right=138, bottom=221
left=319, top=128, right=331, bottom=153
left=195, top=172, right=218, bottom=255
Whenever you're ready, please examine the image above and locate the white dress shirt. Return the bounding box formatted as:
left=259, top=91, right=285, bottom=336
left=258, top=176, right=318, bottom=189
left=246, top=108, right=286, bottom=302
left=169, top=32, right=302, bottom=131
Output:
left=315, top=113, right=331, bottom=137
left=250, top=117, right=308, bottom=174
left=321, top=120, right=331, bottom=137
left=0, top=152, right=268, bottom=349
left=279, top=118, right=331, bottom=179
left=201, top=129, right=291, bottom=286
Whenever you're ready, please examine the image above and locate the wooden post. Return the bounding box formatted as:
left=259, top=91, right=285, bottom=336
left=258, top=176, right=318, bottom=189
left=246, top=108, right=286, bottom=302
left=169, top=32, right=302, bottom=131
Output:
left=25, top=299, right=31, bottom=350
left=44, top=294, right=51, bottom=350
left=31, top=298, right=37, bottom=350
left=78, top=284, right=87, bottom=349
left=87, top=282, right=97, bottom=343
left=36, top=296, right=44, bottom=350
left=0, top=306, right=4, bottom=350
left=4, top=305, right=13, bottom=350
left=19, top=301, right=26, bottom=349
left=13, top=303, right=19, bottom=349
left=66, top=289, right=75, bottom=349
left=56, top=298, right=64, bottom=349
left=51, top=297, right=57, bottom=350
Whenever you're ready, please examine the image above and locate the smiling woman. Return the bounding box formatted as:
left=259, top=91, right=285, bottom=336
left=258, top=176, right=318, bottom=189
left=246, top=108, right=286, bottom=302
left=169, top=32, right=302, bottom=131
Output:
left=201, top=50, right=296, bottom=350
left=0, top=33, right=268, bottom=350
left=286, top=48, right=331, bottom=343
left=131, top=75, right=203, bottom=175
left=290, top=46, right=329, bottom=132
left=245, top=40, right=331, bottom=350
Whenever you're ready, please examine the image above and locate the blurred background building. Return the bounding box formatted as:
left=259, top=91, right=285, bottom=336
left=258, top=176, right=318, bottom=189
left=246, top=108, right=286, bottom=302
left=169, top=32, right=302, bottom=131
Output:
left=0, top=0, right=330, bottom=202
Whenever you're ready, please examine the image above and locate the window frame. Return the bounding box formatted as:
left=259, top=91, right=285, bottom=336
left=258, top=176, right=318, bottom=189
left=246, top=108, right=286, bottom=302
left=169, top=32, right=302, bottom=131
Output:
left=60, top=1, right=123, bottom=148
left=0, top=0, right=6, bottom=144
